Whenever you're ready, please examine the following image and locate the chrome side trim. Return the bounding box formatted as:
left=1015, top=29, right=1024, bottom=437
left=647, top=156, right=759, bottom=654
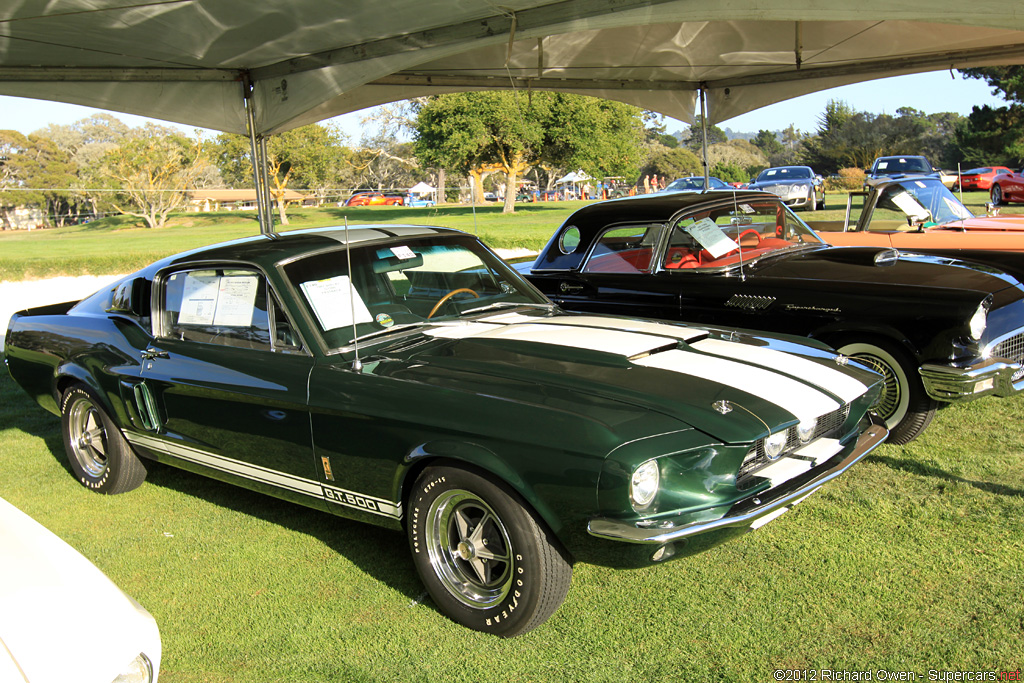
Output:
left=124, top=432, right=402, bottom=520
left=587, top=413, right=887, bottom=544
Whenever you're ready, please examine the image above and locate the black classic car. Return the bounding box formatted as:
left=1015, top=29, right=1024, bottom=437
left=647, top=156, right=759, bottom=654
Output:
left=6, top=225, right=886, bottom=637
left=518, top=191, right=1024, bottom=444
left=746, top=166, right=824, bottom=211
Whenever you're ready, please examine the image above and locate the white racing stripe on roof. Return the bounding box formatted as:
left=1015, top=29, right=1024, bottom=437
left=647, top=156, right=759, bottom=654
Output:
left=633, top=349, right=839, bottom=422
left=691, top=338, right=869, bottom=403
left=535, top=315, right=706, bottom=342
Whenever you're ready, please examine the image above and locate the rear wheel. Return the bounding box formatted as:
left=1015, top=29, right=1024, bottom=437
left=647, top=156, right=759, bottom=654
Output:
left=836, top=340, right=937, bottom=444
left=991, top=184, right=1004, bottom=206
left=408, top=465, right=572, bottom=636
left=60, top=385, right=147, bottom=494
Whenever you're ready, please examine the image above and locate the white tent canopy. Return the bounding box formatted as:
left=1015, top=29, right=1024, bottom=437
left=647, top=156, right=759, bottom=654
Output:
left=555, top=171, right=591, bottom=185
left=4, top=1, right=1024, bottom=137
left=408, top=181, right=435, bottom=194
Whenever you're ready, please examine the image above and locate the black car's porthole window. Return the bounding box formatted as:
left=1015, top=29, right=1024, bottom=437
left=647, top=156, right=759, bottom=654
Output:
left=559, top=227, right=581, bottom=254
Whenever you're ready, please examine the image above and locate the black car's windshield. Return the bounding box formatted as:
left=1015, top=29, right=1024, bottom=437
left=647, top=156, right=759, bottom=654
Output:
left=662, top=198, right=822, bottom=271
left=664, top=177, right=727, bottom=192
left=283, top=235, right=550, bottom=350
left=873, top=157, right=931, bottom=174
left=755, top=167, right=812, bottom=182
left=870, top=178, right=974, bottom=227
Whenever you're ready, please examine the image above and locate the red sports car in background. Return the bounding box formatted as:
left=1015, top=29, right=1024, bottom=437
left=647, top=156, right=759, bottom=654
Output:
left=953, top=166, right=1012, bottom=192
left=990, top=168, right=1024, bottom=205
left=345, top=191, right=404, bottom=206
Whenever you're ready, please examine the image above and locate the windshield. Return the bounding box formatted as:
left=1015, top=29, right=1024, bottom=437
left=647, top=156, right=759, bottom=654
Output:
left=662, top=197, right=823, bottom=271
left=283, top=235, right=549, bottom=350
left=873, top=157, right=931, bottom=174
left=756, top=167, right=812, bottom=182
left=869, top=177, right=974, bottom=227
left=664, top=177, right=726, bottom=192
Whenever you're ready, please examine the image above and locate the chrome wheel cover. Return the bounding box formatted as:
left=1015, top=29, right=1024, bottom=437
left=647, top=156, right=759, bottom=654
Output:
left=851, top=353, right=902, bottom=423
left=425, top=489, right=514, bottom=609
left=67, top=396, right=109, bottom=477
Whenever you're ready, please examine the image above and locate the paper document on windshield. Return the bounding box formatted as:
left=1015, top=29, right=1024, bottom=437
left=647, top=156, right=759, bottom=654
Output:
left=300, top=276, right=373, bottom=331
left=890, top=191, right=930, bottom=222
left=684, top=218, right=740, bottom=258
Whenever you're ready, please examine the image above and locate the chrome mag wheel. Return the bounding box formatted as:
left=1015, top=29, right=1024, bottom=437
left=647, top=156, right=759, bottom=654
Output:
left=424, top=489, right=514, bottom=609
left=67, top=395, right=110, bottom=478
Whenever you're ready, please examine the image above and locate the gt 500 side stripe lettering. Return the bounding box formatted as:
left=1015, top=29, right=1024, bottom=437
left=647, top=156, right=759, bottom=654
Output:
left=633, top=349, right=839, bottom=422
left=124, top=432, right=402, bottom=520
left=690, top=338, right=869, bottom=404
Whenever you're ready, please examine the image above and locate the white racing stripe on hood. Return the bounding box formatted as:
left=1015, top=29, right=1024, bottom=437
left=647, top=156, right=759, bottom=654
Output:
left=634, top=349, right=839, bottom=422
left=424, top=322, right=675, bottom=357
left=691, top=338, right=869, bottom=403
left=534, top=315, right=706, bottom=342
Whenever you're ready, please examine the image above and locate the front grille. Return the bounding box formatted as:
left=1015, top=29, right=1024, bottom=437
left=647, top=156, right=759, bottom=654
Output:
left=990, top=331, right=1024, bottom=381
left=737, top=405, right=851, bottom=485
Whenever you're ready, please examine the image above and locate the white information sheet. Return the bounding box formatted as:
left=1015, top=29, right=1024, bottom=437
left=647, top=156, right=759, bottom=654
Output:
left=178, top=274, right=220, bottom=325
left=890, top=191, right=930, bottom=222
left=300, top=276, right=373, bottom=331
left=212, top=276, right=258, bottom=327
left=390, top=245, right=416, bottom=260
left=684, top=218, right=740, bottom=258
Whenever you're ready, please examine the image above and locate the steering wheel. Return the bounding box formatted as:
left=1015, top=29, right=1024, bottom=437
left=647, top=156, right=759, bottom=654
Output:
left=427, top=288, right=479, bottom=319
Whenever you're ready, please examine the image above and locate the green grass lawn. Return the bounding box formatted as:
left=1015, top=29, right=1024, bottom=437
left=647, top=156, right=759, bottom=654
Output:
left=2, top=368, right=1022, bottom=682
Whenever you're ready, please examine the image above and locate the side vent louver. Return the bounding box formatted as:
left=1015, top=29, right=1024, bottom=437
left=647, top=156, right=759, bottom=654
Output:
left=724, top=294, right=776, bottom=311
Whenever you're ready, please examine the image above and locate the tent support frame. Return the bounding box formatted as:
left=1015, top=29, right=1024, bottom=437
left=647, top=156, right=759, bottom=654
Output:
left=243, top=75, right=277, bottom=236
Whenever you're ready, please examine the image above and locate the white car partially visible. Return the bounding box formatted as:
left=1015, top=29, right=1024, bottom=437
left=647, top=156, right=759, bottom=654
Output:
left=0, top=497, right=161, bottom=683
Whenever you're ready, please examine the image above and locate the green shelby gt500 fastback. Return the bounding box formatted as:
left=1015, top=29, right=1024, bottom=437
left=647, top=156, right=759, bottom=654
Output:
left=5, top=225, right=886, bottom=636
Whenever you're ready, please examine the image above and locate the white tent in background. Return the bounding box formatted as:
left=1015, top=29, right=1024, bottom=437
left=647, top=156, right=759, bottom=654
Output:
left=408, top=182, right=436, bottom=195
left=555, top=171, right=591, bottom=185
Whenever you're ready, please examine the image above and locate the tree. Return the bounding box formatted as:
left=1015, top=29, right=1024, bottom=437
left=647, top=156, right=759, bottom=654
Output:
left=707, top=139, right=767, bottom=177
left=0, top=131, right=77, bottom=230
left=682, top=116, right=727, bottom=154
left=102, top=124, right=210, bottom=229
left=638, top=146, right=702, bottom=181
left=211, top=124, right=350, bottom=223
left=414, top=92, right=644, bottom=213
left=958, top=67, right=1024, bottom=166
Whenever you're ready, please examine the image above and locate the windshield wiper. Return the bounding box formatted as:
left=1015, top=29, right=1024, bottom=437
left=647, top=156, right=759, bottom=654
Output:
left=461, top=301, right=554, bottom=315
left=347, top=321, right=437, bottom=345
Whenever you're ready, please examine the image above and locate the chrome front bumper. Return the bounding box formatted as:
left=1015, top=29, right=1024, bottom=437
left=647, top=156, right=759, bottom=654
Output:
left=587, top=413, right=887, bottom=546
left=919, top=358, right=1023, bottom=403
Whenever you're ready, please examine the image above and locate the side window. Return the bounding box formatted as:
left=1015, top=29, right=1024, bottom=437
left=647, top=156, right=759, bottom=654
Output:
left=160, top=268, right=301, bottom=352
left=582, top=225, right=662, bottom=274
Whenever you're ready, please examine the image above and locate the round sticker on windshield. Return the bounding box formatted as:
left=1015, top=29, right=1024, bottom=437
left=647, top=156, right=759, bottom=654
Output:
left=375, top=313, right=394, bottom=328
left=559, top=226, right=581, bottom=254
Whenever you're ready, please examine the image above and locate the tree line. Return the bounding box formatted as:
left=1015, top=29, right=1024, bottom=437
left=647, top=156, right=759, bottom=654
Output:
left=2, top=67, right=1022, bottom=229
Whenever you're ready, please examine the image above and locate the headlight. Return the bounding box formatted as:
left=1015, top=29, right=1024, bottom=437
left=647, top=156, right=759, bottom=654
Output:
left=792, top=184, right=809, bottom=195
left=112, top=653, right=154, bottom=683
left=630, top=460, right=660, bottom=508
left=969, top=303, right=987, bottom=341
left=796, top=418, right=817, bottom=444
left=764, top=431, right=788, bottom=460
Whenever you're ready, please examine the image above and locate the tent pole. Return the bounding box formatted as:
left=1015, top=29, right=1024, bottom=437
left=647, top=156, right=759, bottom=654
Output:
left=699, top=85, right=710, bottom=187
left=243, top=75, right=275, bottom=236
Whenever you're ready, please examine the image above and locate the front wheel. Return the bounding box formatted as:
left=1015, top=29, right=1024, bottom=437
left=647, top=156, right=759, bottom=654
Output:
left=991, top=184, right=1004, bottom=206
left=60, top=385, right=147, bottom=494
left=836, top=340, right=938, bottom=444
left=806, top=193, right=818, bottom=211
left=408, top=465, right=572, bottom=636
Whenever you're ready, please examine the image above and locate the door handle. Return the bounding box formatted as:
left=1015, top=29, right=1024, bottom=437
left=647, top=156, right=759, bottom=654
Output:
left=141, top=348, right=169, bottom=360
left=559, top=282, right=584, bottom=293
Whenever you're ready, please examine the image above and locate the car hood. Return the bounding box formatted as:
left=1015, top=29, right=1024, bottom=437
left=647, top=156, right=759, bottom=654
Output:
left=747, top=247, right=1022, bottom=294
left=0, top=497, right=162, bottom=683
left=370, top=312, right=878, bottom=446
left=936, top=215, right=1024, bottom=232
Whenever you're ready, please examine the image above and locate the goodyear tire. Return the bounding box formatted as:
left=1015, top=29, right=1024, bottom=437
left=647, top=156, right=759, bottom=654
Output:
left=408, top=465, right=572, bottom=637
left=60, top=385, right=147, bottom=494
left=836, top=340, right=938, bottom=445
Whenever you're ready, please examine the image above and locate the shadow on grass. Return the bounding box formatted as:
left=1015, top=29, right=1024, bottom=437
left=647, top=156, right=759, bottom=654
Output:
left=867, top=452, right=1024, bottom=498
left=2, top=371, right=426, bottom=608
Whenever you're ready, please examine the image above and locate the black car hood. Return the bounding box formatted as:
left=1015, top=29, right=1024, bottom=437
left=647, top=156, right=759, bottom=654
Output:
left=747, top=247, right=1022, bottom=296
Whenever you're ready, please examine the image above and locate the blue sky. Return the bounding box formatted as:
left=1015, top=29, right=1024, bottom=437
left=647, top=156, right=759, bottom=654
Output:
left=1, top=71, right=1007, bottom=140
